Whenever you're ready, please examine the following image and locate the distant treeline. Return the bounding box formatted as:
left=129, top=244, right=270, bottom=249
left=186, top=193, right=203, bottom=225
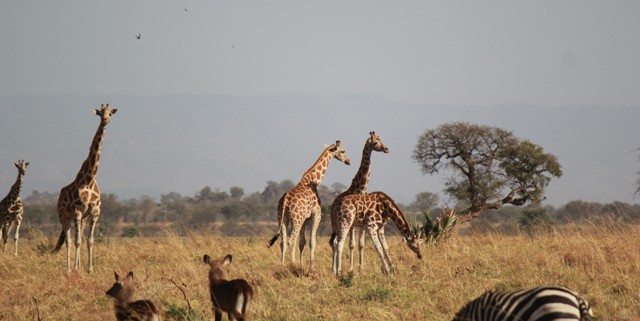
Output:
left=22, top=180, right=640, bottom=238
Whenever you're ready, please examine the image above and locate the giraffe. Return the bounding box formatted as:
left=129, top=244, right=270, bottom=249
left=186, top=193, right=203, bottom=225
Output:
left=267, top=140, right=350, bottom=271
left=332, top=191, right=422, bottom=276
left=1, top=160, right=29, bottom=256
left=329, top=131, right=388, bottom=273
left=52, top=104, right=117, bottom=273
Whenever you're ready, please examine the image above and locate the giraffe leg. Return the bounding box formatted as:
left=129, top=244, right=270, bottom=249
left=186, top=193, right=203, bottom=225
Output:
left=280, top=218, right=288, bottom=265
left=65, top=221, right=72, bottom=273
left=358, top=227, right=366, bottom=272
left=298, top=220, right=307, bottom=266
left=334, top=229, right=349, bottom=276
left=367, top=226, right=390, bottom=274
left=288, top=221, right=302, bottom=265
left=309, top=208, right=322, bottom=271
left=73, top=213, right=85, bottom=270
left=13, top=210, right=23, bottom=256
left=87, top=206, right=100, bottom=273
left=379, top=228, right=394, bottom=272
left=1, top=218, right=10, bottom=253
left=348, top=227, right=356, bottom=272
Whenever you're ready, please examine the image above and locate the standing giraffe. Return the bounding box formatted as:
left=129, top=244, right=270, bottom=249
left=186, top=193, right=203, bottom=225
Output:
left=1, top=160, right=29, bottom=255
left=267, top=140, right=350, bottom=271
left=332, top=191, right=422, bottom=276
left=329, top=132, right=388, bottom=272
left=52, top=104, right=117, bottom=273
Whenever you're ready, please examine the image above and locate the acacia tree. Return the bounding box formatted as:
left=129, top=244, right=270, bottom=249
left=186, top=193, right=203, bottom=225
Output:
left=412, top=122, right=562, bottom=223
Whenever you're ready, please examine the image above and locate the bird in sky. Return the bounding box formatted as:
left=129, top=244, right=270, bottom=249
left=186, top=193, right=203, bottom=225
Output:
left=135, top=33, right=141, bottom=40
left=184, top=8, right=189, bottom=13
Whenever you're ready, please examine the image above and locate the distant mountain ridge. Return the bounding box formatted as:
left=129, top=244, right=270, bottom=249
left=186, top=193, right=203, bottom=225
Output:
left=1, top=94, right=638, bottom=207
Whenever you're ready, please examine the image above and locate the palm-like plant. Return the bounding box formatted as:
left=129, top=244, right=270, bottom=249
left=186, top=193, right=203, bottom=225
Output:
left=412, top=208, right=458, bottom=245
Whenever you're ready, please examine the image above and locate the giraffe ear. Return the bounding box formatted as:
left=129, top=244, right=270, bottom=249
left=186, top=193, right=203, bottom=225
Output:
left=111, top=108, right=118, bottom=114
left=25, top=162, right=29, bottom=167
left=94, top=109, right=101, bottom=115
left=335, top=140, right=342, bottom=147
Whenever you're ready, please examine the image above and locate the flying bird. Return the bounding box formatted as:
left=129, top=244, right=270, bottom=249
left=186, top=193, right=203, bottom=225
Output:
left=135, top=33, right=141, bottom=40
left=184, top=8, right=189, bottom=13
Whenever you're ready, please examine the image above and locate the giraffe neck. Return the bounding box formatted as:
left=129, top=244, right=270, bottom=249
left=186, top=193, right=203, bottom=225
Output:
left=5, top=171, right=25, bottom=202
left=74, top=122, right=106, bottom=185
left=300, top=146, right=333, bottom=186
left=344, top=144, right=373, bottom=195
left=377, top=192, right=413, bottom=238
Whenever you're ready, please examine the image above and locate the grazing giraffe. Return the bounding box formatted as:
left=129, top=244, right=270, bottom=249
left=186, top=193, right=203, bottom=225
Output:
left=332, top=191, right=422, bottom=275
left=1, top=160, right=29, bottom=255
left=268, top=140, right=350, bottom=271
left=52, top=104, right=117, bottom=273
left=329, top=132, right=388, bottom=273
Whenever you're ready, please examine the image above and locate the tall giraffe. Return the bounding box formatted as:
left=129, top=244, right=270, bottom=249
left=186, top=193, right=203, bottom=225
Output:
left=52, top=104, right=117, bottom=273
left=267, top=140, right=350, bottom=271
left=332, top=191, right=422, bottom=276
left=1, top=160, right=29, bottom=255
left=329, top=132, right=388, bottom=272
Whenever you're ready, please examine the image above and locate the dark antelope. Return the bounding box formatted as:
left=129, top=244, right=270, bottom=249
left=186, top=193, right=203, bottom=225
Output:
left=203, top=254, right=253, bottom=321
left=106, top=271, right=160, bottom=321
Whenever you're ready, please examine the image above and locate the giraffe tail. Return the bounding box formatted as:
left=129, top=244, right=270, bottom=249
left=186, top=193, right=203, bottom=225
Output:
left=267, top=232, right=280, bottom=248
left=329, top=232, right=337, bottom=246
left=268, top=195, right=287, bottom=248
left=51, top=230, right=66, bottom=253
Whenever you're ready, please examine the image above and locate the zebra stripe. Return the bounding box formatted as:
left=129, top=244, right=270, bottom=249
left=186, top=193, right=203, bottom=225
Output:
left=452, top=285, right=593, bottom=321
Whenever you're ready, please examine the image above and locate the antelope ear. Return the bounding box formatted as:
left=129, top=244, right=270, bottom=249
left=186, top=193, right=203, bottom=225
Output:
left=111, top=108, right=118, bottom=114
left=114, top=271, right=119, bottom=281
left=203, top=254, right=211, bottom=264
left=126, top=272, right=134, bottom=282
left=222, top=254, right=232, bottom=266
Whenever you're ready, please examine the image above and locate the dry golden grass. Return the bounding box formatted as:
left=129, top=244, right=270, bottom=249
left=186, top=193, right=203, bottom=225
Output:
left=1, top=224, right=639, bottom=321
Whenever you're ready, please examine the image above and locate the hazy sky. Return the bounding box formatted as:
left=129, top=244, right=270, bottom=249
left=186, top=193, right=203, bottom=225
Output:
left=2, top=1, right=640, bottom=106
left=1, top=2, right=639, bottom=208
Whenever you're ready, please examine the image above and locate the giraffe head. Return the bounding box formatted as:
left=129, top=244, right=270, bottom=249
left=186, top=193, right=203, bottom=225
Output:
left=404, top=232, right=423, bottom=259
left=95, top=104, right=118, bottom=126
left=328, top=140, right=351, bottom=165
left=14, top=160, right=29, bottom=175
left=367, top=131, right=389, bottom=153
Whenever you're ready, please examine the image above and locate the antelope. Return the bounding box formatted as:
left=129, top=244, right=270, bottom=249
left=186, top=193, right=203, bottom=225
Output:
left=106, top=271, right=160, bottom=321
left=203, top=254, right=253, bottom=321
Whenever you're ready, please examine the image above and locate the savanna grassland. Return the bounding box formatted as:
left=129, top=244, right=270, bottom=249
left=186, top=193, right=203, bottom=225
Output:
left=1, top=224, right=639, bottom=321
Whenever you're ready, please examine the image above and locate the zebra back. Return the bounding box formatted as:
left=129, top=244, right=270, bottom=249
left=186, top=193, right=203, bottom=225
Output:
left=452, top=285, right=593, bottom=321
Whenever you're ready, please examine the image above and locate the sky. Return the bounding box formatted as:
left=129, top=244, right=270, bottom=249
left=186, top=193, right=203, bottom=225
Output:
left=1, top=1, right=640, bottom=105
left=0, top=2, right=639, bottom=208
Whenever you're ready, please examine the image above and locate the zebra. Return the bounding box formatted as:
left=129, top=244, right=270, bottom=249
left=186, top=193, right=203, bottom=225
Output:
left=452, top=285, right=593, bottom=321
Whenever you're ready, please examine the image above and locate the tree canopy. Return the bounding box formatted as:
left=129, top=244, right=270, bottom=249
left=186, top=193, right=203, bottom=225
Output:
left=412, top=122, right=562, bottom=222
